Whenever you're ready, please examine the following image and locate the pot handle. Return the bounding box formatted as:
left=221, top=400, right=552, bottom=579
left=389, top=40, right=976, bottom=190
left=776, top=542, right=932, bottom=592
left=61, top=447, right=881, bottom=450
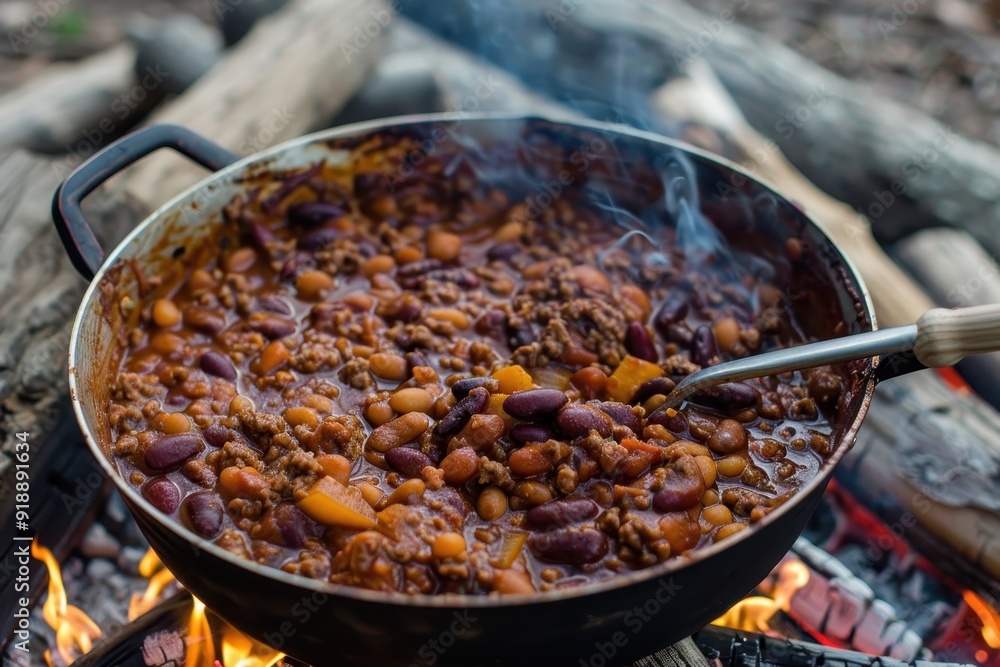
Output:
left=52, top=124, right=240, bottom=280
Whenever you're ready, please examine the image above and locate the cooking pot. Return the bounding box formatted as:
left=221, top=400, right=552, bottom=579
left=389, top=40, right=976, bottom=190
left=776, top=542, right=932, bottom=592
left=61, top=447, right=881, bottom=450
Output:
left=54, top=114, right=878, bottom=666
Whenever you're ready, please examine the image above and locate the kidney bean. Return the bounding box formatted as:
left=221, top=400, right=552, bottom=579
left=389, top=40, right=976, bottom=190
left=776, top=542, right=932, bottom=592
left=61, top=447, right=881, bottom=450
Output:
left=145, top=434, right=204, bottom=470
left=384, top=447, right=433, bottom=478
left=250, top=315, right=297, bottom=339
left=183, top=307, right=226, bottom=336
left=435, top=387, right=489, bottom=438
left=241, top=221, right=274, bottom=250
left=397, top=259, right=444, bottom=277
left=384, top=296, right=424, bottom=324
left=272, top=503, right=312, bottom=548
left=427, top=268, right=480, bottom=289
left=368, top=413, right=431, bottom=452
left=440, top=447, right=480, bottom=484
left=529, top=528, right=609, bottom=564
left=287, top=201, right=345, bottom=227
left=690, top=382, right=760, bottom=410
left=653, top=459, right=706, bottom=513
left=487, top=242, right=521, bottom=261
left=666, top=323, right=694, bottom=346
left=199, top=350, right=237, bottom=381
left=722, top=487, right=773, bottom=518
left=692, top=325, right=717, bottom=367
left=632, top=377, right=677, bottom=404
left=297, top=227, right=341, bottom=251
left=503, top=389, right=568, bottom=419
left=142, top=476, right=180, bottom=513
left=592, top=401, right=641, bottom=432
left=202, top=425, right=254, bottom=450
left=647, top=405, right=688, bottom=433
left=451, top=377, right=499, bottom=399
left=526, top=498, right=600, bottom=529
left=654, top=293, right=689, bottom=336
left=507, top=321, right=536, bottom=347
left=475, top=309, right=508, bottom=339
left=257, top=294, right=293, bottom=315
left=509, top=423, right=554, bottom=444
left=624, top=323, right=658, bottom=362
left=353, top=172, right=384, bottom=198
left=707, top=419, right=748, bottom=454
left=181, top=491, right=224, bottom=538
left=405, top=351, right=431, bottom=371
left=555, top=404, right=613, bottom=439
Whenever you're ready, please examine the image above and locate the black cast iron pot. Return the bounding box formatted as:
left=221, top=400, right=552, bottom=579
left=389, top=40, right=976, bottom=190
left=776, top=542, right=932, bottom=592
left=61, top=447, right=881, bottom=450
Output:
left=53, top=114, right=877, bottom=666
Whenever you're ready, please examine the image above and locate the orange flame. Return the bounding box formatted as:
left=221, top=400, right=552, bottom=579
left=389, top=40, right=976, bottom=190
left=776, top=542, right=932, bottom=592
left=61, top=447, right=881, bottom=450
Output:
left=712, top=559, right=811, bottom=632
left=221, top=624, right=285, bottom=667
left=32, top=541, right=103, bottom=666
left=185, top=597, right=215, bottom=667
left=963, top=590, right=1000, bottom=649
left=128, top=549, right=176, bottom=620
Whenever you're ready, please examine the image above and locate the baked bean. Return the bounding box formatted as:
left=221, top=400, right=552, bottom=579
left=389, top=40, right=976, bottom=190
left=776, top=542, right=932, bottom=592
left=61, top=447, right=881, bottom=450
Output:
left=388, top=478, right=426, bottom=505
left=427, top=308, right=470, bottom=330
left=369, top=353, right=408, bottom=381
left=440, top=447, right=480, bottom=484
left=219, top=466, right=269, bottom=499
left=394, top=246, right=423, bottom=264
left=427, top=231, right=462, bottom=262
left=152, top=412, right=191, bottom=434
left=693, top=455, right=717, bottom=488
left=389, top=387, right=434, bottom=414
left=713, top=317, right=741, bottom=354
left=716, top=454, right=749, bottom=477
left=256, top=341, right=290, bottom=375
left=150, top=332, right=184, bottom=355
left=363, top=254, right=396, bottom=277
left=707, top=419, right=748, bottom=454
left=493, top=570, right=535, bottom=594
left=152, top=299, right=181, bottom=327
left=619, top=284, right=651, bottom=321
left=569, top=367, right=607, bottom=399
left=359, top=483, right=385, bottom=509
left=571, top=265, right=612, bottom=294
left=364, top=400, right=394, bottom=426
left=432, top=532, right=466, bottom=558
left=477, top=485, right=508, bottom=520
left=285, top=406, right=319, bottom=429
left=316, top=454, right=352, bottom=485
left=715, top=523, right=747, bottom=542
left=512, top=481, right=553, bottom=507
left=509, top=445, right=553, bottom=477
left=303, top=394, right=334, bottom=413
left=183, top=307, right=226, bottom=336
left=225, top=247, right=256, bottom=272
left=368, top=412, right=431, bottom=452
left=296, top=270, right=335, bottom=300
left=702, top=504, right=733, bottom=526
left=494, top=220, right=524, bottom=243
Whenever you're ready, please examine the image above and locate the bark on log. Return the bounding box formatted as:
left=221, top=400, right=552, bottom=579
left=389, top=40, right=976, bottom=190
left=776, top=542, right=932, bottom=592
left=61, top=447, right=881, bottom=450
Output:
left=117, top=0, right=387, bottom=210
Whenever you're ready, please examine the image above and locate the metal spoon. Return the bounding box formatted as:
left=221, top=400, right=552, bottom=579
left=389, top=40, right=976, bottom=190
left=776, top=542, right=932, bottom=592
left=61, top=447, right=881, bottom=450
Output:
left=661, top=303, right=1000, bottom=409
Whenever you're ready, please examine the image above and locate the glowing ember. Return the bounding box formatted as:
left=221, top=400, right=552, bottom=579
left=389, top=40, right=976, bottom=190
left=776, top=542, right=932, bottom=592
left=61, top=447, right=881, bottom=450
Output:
left=32, top=540, right=102, bottom=666
left=712, top=559, right=811, bottom=633
left=964, top=591, right=1000, bottom=649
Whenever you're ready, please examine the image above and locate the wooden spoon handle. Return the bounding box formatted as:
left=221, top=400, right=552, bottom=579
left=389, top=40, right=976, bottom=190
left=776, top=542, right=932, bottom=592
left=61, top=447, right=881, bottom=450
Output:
left=915, top=304, right=1000, bottom=367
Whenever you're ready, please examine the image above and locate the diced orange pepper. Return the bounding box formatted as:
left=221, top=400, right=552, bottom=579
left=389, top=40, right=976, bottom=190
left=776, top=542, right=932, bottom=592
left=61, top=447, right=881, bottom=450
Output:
left=620, top=437, right=668, bottom=458
left=496, top=532, right=527, bottom=569
left=491, top=365, right=534, bottom=393
left=487, top=393, right=515, bottom=428
left=604, top=355, right=663, bottom=403
left=296, top=477, right=376, bottom=530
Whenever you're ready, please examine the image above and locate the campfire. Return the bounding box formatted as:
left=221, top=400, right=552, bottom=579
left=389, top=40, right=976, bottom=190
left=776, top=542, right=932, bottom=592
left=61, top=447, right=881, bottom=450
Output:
left=3, top=0, right=1000, bottom=666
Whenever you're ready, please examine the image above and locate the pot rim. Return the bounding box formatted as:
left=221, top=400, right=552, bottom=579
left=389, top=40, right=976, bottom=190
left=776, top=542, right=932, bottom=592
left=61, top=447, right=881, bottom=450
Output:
left=68, top=111, right=878, bottom=608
